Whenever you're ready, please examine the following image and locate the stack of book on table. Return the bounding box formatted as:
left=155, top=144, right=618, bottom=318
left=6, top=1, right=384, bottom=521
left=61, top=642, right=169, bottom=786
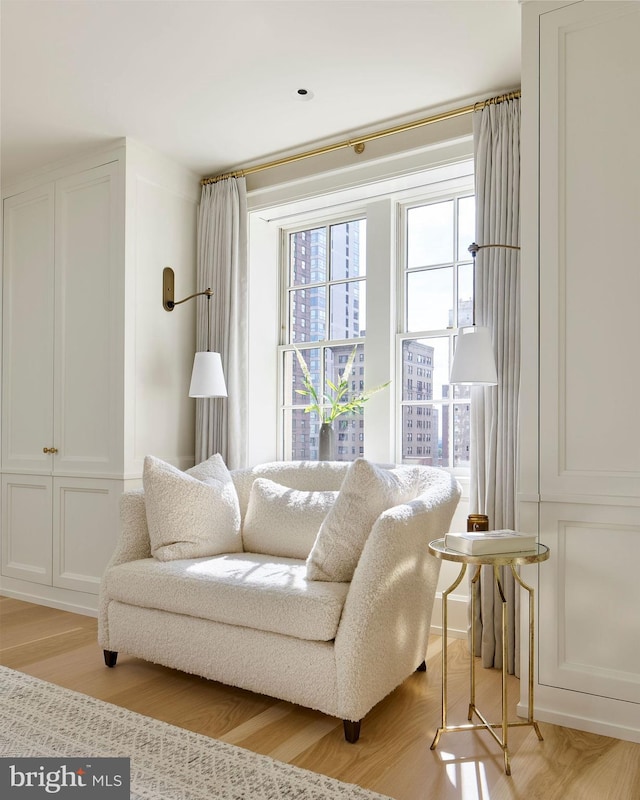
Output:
left=444, top=529, right=538, bottom=555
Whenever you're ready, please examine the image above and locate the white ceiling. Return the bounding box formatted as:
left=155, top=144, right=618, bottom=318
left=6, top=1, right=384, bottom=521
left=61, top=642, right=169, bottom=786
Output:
left=1, top=0, right=521, bottom=185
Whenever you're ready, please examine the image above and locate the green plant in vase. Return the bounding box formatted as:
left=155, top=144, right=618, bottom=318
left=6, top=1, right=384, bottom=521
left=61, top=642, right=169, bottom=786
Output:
left=294, top=345, right=390, bottom=460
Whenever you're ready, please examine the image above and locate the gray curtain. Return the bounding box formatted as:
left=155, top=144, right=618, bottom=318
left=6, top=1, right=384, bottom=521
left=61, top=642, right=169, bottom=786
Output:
left=195, top=178, right=248, bottom=469
left=470, top=98, right=521, bottom=673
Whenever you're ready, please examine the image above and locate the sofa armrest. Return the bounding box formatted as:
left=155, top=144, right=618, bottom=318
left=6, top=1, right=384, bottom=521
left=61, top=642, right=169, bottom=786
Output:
left=110, top=489, right=151, bottom=566
left=98, top=488, right=150, bottom=647
left=334, top=479, right=460, bottom=721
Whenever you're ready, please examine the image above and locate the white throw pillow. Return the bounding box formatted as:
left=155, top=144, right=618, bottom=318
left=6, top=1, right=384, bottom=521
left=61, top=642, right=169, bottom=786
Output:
left=242, top=478, right=338, bottom=560
left=306, top=458, right=422, bottom=582
left=144, top=454, right=242, bottom=561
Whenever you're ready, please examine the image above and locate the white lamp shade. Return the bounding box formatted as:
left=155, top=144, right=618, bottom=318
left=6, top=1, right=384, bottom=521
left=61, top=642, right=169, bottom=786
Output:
left=450, top=326, right=498, bottom=385
left=189, top=351, right=228, bottom=398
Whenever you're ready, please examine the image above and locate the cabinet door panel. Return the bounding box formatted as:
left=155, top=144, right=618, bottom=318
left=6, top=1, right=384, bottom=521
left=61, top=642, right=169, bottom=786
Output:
left=539, top=2, right=640, bottom=500
left=1, top=475, right=52, bottom=584
left=539, top=502, right=640, bottom=704
left=54, top=163, right=121, bottom=475
left=2, top=186, right=55, bottom=471
left=52, top=478, right=120, bottom=594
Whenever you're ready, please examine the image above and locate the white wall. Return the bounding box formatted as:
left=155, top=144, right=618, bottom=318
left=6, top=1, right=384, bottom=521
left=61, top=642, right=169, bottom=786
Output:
left=123, top=140, right=201, bottom=474
left=246, top=212, right=281, bottom=466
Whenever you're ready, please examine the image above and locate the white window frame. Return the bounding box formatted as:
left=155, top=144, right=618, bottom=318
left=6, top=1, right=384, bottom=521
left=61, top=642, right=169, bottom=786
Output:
left=246, top=137, right=475, bottom=471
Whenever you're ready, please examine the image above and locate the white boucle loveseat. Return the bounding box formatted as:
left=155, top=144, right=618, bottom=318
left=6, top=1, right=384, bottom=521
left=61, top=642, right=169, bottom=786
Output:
left=98, top=457, right=460, bottom=742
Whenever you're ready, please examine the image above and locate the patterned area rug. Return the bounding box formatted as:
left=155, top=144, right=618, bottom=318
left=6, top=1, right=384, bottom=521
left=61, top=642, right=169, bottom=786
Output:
left=0, top=666, right=391, bottom=799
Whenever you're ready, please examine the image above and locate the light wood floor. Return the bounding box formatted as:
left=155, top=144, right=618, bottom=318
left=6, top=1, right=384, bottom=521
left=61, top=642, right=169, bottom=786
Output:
left=1, top=596, right=638, bottom=800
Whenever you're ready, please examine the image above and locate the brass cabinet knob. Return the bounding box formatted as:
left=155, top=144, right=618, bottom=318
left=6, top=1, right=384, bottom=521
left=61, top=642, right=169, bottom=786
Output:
left=42, top=447, right=59, bottom=454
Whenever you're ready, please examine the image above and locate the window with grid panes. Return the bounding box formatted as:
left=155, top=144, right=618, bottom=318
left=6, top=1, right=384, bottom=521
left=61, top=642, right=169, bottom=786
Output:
left=281, top=218, right=366, bottom=461
left=399, top=194, right=475, bottom=468
left=273, top=158, right=475, bottom=471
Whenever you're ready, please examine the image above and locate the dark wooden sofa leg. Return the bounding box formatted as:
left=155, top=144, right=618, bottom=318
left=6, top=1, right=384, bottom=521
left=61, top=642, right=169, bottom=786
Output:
left=416, top=660, right=427, bottom=672
left=104, top=650, right=118, bottom=668
left=343, top=719, right=361, bottom=743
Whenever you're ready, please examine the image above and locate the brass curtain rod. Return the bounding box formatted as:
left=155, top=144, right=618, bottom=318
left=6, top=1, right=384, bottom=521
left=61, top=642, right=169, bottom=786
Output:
left=201, top=89, right=520, bottom=186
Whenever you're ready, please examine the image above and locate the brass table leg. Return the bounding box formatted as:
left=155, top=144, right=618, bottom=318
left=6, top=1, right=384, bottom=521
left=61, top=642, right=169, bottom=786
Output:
left=430, top=562, right=467, bottom=750
left=510, top=564, right=544, bottom=742
left=468, top=565, right=481, bottom=721
left=495, top=564, right=510, bottom=775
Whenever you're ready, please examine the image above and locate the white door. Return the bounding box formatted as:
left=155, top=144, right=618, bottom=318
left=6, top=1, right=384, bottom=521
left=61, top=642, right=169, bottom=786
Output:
left=2, top=185, right=55, bottom=472
left=54, top=162, right=121, bottom=476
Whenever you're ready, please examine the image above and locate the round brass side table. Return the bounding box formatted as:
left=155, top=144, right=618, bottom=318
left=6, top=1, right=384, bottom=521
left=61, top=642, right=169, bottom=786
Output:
left=428, top=538, right=550, bottom=775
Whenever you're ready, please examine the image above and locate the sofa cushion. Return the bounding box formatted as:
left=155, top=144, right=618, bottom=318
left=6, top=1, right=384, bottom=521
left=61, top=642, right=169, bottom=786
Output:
left=232, top=461, right=351, bottom=520
left=144, top=454, right=242, bottom=562
left=242, top=478, right=338, bottom=560
left=104, top=553, right=349, bottom=642
left=306, top=458, right=424, bottom=582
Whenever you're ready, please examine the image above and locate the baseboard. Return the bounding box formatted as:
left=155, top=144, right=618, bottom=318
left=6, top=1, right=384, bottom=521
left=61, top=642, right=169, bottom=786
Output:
left=0, top=582, right=97, bottom=618
left=523, top=703, right=640, bottom=745
left=430, top=593, right=468, bottom=640
left=518, top=687, right=640, bottom=745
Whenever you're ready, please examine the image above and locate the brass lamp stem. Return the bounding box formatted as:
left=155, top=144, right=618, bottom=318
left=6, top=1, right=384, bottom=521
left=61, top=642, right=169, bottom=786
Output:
left=468, top=242, right=521, bottom=257
left=168, top=288, right=214, bottom=309
left=205, top=292, right=211, bottom=352
left=467, top=242, right=521, bottom=326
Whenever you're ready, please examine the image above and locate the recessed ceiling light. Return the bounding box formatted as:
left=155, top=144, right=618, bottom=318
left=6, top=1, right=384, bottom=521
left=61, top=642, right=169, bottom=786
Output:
left=293, top=88, right=314, bottom=101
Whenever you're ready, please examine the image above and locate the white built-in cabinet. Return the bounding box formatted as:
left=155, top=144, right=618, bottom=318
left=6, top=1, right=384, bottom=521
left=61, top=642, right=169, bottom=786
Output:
left=0, top=141, right=200, bottom=613
left=2, top=163, right=122, bottom=596
left=520, top=1, right=640, bottom=743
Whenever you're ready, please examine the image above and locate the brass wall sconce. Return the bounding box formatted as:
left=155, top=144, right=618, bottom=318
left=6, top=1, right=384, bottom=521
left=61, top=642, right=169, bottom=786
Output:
left=163, top=267, right=227, bottom=398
